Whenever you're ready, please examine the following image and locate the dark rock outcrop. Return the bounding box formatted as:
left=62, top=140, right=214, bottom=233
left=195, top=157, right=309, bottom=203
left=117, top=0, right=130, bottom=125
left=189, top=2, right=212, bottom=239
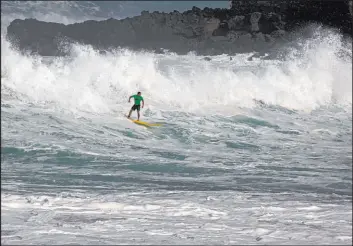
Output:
left=6, top=0, right=352, bottom=56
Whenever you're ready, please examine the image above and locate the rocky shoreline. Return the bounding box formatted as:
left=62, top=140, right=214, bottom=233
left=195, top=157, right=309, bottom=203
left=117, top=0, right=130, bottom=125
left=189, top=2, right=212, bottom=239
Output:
left=6, top=0, right=352, bottom=56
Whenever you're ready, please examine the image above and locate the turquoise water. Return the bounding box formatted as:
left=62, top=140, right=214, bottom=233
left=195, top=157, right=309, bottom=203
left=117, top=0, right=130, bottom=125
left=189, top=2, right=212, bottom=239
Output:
left=2, top=104, right=351, bottom=196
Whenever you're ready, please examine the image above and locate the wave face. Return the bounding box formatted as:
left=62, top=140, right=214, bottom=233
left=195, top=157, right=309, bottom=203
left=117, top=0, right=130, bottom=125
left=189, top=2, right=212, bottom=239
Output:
left=1, top=2, right=352, bottom=245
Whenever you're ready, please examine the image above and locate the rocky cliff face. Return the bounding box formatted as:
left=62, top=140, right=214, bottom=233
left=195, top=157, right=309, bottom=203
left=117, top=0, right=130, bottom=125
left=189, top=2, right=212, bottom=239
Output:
left=6, top=0, right=352, bottom=56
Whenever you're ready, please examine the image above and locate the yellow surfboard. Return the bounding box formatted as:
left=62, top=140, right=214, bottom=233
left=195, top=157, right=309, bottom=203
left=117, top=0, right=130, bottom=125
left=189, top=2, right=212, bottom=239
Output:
left=125, top=115, right=162, bottom=127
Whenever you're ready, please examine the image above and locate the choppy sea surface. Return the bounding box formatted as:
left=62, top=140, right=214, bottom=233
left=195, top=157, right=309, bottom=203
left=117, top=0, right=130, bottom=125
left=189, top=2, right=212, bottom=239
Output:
left=1, top=1, right=352, bottom=245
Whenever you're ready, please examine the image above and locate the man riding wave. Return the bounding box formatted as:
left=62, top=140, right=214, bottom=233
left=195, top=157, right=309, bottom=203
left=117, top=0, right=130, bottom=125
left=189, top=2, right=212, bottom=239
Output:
left=127, top=91, right=144, bottom=121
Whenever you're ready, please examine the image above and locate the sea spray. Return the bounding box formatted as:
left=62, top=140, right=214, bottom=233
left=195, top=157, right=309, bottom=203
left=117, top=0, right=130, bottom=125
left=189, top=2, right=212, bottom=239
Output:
left=2, top=26, right=351, bottom=114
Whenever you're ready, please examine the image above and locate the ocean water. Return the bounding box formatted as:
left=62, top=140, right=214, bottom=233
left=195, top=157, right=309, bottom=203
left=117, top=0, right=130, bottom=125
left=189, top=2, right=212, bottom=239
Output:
left=1, top=2, right=352, bottom=245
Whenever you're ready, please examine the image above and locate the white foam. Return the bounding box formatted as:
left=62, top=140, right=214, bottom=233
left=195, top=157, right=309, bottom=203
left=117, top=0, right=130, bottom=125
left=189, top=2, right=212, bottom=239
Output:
left=1, top=192, right=352, bottom=245
left=1, top=25, right=352, bottom=116
left=297, top=205, right=322, bottom=211
left=335, top=236, right=352, bottom=241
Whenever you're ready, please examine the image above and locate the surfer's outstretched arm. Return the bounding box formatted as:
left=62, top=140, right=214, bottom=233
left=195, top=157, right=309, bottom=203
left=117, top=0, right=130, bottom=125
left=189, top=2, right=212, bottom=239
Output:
left=142, top=99, right=144, bottom=108
left=128, top=95, right=133, bottom=102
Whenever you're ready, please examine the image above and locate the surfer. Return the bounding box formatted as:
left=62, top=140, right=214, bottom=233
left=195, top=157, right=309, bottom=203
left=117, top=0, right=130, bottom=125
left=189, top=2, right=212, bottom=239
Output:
left=127, top=92, right=144, bottom=120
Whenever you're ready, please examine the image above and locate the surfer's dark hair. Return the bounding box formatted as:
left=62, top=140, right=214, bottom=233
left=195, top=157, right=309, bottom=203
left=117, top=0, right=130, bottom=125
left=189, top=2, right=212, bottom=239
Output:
left=137, top=91, right=141, bottom=94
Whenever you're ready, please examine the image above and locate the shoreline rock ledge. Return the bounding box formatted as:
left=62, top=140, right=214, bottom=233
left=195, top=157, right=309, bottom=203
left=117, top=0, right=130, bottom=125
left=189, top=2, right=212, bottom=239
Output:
left=7, top=0, right=352, bottom=56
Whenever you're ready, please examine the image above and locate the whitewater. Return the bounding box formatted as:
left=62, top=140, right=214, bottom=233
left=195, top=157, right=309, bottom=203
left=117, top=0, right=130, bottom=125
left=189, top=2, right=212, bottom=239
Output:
left=1, top=2, right=352, bottom=245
